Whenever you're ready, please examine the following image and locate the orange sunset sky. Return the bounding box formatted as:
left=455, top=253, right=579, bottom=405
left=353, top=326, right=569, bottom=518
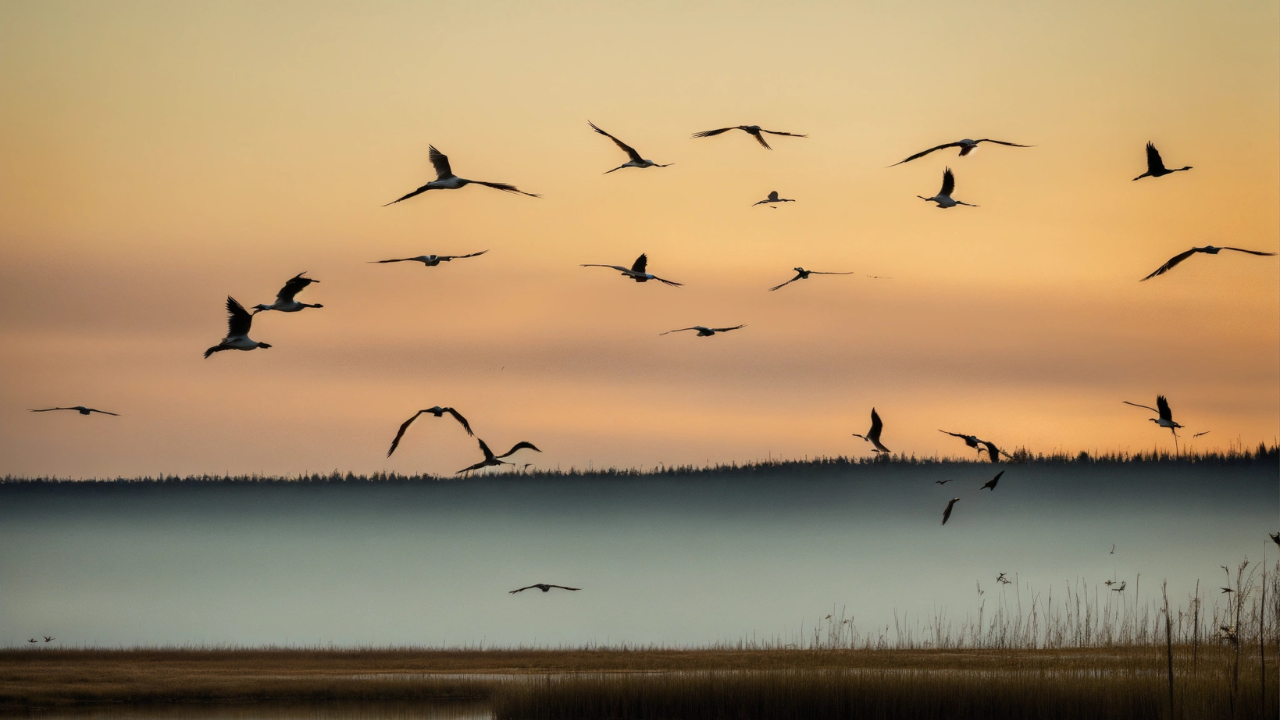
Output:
left=1, top=1, right=1276, bottom=478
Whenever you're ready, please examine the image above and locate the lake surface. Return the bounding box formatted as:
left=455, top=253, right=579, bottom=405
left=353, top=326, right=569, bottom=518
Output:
left=1, top=461, right=1275, bottom=648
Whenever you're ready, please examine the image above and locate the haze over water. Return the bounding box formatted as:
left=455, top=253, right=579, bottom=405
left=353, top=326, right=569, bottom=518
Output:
left=3, top=462, right=1274, bottom=648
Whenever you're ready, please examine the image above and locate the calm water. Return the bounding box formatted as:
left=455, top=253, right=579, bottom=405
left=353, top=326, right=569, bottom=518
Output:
left=1, top=462, right=1275, bottom=648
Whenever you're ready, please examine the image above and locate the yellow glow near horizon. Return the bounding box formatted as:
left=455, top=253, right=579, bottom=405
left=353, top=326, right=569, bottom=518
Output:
left=0, top=1, right=1276, bottom=477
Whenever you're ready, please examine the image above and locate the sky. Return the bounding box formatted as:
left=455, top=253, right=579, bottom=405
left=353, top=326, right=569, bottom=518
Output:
left=0, top=0, right=1277, bottom=478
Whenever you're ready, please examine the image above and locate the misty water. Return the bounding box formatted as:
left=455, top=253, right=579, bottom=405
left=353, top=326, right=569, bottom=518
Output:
left=2, top=462, right=1275, bottom=649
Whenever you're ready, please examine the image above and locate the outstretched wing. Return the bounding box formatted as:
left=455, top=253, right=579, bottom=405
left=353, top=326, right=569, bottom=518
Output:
left=581, top=264, right=633, bottom=273
left=711, top=325, right=746, bottom=333
left=976, top=139, right=1032, bottom=148
left=588, top=121, right=643, bottom=163
left=509, top=585, right=537, bottom=594
left=1221, top=247, right=1278, bottom=257
left=769, top=273, right=803, bottom=291
left=386, top=410, right=426, bottom=457
left=29, top=408, right=67, bottom=412
left=660, top=327, right=698, bottom=335
left=982, top=441, right=1000, bottom=462
left=276, top=273, right=315, bottom=303
left=226, top=297, right=253, bottom=337
left=470, top=181, right=541, bottom=198
left=869, top=408, right=883, bottom=439
left=1122, top=400, right=1159, bottom=414
left=372, top=258, right=414, bottom=263
left=750, top=131, right=771, bottom=149
left=760, top=129, right=807, bottom=138
left=631, top=254, right=648, bottom=274
left=650, top=275, right=683, bottom=287
left=691, top=127, right=735, bottom=138
left=496, top=441, right=541, bottom=459
left=442, top=250, right=489, bottom=261
left=547, top=585, right=581, bottom=591
left=1140, top=248, right=1198, bottom=281
left=891, top=142, right=963, bottom=166
left=429, top=145, right=453, bottom=179
left=1145, top=142, right=1166, bottom=173
left=88, top=409, right=120, bottom=416
left=1155, top=395, right=1173, bottom=422
left=940, top=168, right=955, bottom=196
left=384, top=185, right=432, bottom=206
left=477, top=438, right=497, bottom=461
left=808, top=271, right=855, bottom=275
left=444, top=408, right=474, bottom=436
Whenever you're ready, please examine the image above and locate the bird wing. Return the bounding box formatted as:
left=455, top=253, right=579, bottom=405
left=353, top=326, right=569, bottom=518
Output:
left=808, top=271, right=855, bottom=275
left=470, top=181, right=541, bottom=198
left=548, top=585, right=581, bottom=591
left=276, top=273, right=313, bottom=303
left=760, top=129, right=807, bottom=138
left=869, top=408, right=883, bottom=439
left=429, top=145, right=453, bottom=180
left=226, top=297, right=253, bottom=337
left=940, top=168, right=955, bottom=196
left=986, top=470, right=1005, bottom=487
left=509, top=585, right=536, bottom=594
left=631, top=254, right=648, bottom=274
left=443, top=408, right=474, bottom=436
left=1221, top=247, right=1278, bottom=257
left=1145, top=142, right=1166, bottom=173
left=384, top=185, right=432, bottom=206
left=1156, top=395, right=1173, bottom=422
left=975, top=139, right=1032, bottom=148
left=1140, top=248, right=1200, bottom=281
left=372, top=258, right=415, bottom=263
left=455, top=459, right=491, bottom=475
left=443, top=250, right=489, bottom=261
left=752, top=198, right=770, bottom=206
left=942, top=499, right=957, bottom=525
left=750, top=131, right=772, bottom=149
left=890, top=142, right=963, bottom=166
left=88, top=409, right=120, bottom=416
left=29, top=408, right=68, bottom=412
left=1122, top=400, right=1159, bottom=414
left=711, top=325, right=746, bottom=333
left=650, top=275, right=683, bottom=287
left=495, top=441, right=541, bottom=459
left=769, top=274, right=803, bottom=291
left=660, top=327, right=699, bottom=335
left=477, top=438, right=497, bottom=461
left=581, top=264, right=633, bottom=274
left=588, top=121, right=643, bottom=163
left=386, top=410, right=426, bottom=457
left=982, top=441, right=1000, bottom=462
left=691, top=127, right=735, bottom=138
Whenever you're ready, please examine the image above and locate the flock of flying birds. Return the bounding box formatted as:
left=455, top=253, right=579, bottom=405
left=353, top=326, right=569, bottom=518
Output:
left=27, top=124, right=1277, bottom=513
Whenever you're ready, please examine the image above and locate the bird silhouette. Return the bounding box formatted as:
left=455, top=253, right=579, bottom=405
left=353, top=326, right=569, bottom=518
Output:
left=1123, top=395, right=1184, bottom=449
left=582, top=253, right=682, bottom=286
left=27, top=638, right=37, bottom=644
left=980, top=470, right=1005, bottom=491
left=660, top=325, right=746, bottom=338
left=918, top=168, right=978, bottom=208
left=852, top=408, right=890, bottom=453
left=30, top=406, right=118, bottom=416
left=1133, top=142, right=1191, bottom=181
left=1112, top=581, right=1127, bottom=592
left=753, top=190, right=795, bottom=207
left=204, top=297, right=271, bottom=358
left=890, top=138, right=1032, bottom=166
left=386, top=407, right=474, bottom=457
left=1221, top=587, right=1234, bottom=594
left=941, top=497, right=960, bottom=526
left=1140, top=245, right=1276, bottom=281
left=589, top=121, right=672, bottom=173
left=509, top=584, right=580, bottom=594
left=691, top=124, right=807, bottom=150
left=768, top=268, right=854, bottom=292
left=385, top=146, right=539, bottom=205
left=935, top=479, right=954, bottom=485
left=456, top=438, right=541, bottom=474
left=43, top=636, right=54, bottom=642
left=372, top=251, right=488, bottom=267
left=252, top=272, right=322, bottom=314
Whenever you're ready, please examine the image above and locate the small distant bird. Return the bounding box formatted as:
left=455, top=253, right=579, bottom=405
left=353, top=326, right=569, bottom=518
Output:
left=981, top=471, right=1005, bottom=491
left=589, top=121, right=672, bottom=173
left=660, top=325, right=746, bottom=337
left=1270, top=532, right=1280, bottom=546
left=1221, top=587, right=1234, bottom=594
left=768, top=267, right=854, bottom=292
left=977, top=581, right=984, bottom=595
left=386, top=407, right=475, bottom=457
left=890, top=138, right=1031, bottom=166
left=29, top=406, right=118, bottom=416
left=1133, top=142, right=1192, bottom=181
left=996, top=572, right=1008, bottom=583
left=1123, top=396, right=1184, bottom=446
left=1140, top=246, right=1276, bottom=281
left=691, top=124, right=807, bottom=150
left=385, top=146, right=540, bottom=205
left=1112, top=581, right=1127, bottom=592
left=1110, top=544, right=1116, bottom=555
left=27, top=638, right=37, bottom=644
left=204, top=297, right=271, bottom=359
left=852, top=408, right=890, bottom=453
left=582, top=253, right=682, bottom=286
left=918, top=168, right=978, bottom=208
left=252, top=272, right=322, bottom=314
left=1192, top=431, right=1210, bottom=438
left=372, top=251, right=488, bottom=267
left=43, top=636, right=54, bottom=643
left=456, top=438, right=541, bottom=475
left=753, top=191, right=795, bottom=207
left=1105, top=580, right=1115, bottom=587
left=941, top=497, right=960, bottom=526
left=935, top=479, right=953, bottom=485
left=509, top=584, right=580, bottom=594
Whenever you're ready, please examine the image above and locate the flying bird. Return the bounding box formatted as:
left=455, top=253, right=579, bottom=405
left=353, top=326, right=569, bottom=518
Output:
left=43, top=636, right=54, bottom=643
left=1133, top=142, right=1192, bottom=181
left=753, top=191, right=795, bottom=207
left=941, top=497, right=960, bottom=526
left=385, top=145, right=540, bottom=205
left=996, top=573, right=1010, bottom=585
left=979, top=440, right=1008, bottom=463
left=204, top=297, right=271, bottom=359
left=1111, top=544, right=1116, bottom=555
left=27, top=639, right=37, bottom=644
left=589, top=121, right=672, bottom=173
left=1105, top=580, right=1115, bottom=587
left=768, top=267, right=854, bottom=292
left=456, top=438, right=541, bottom=475
left=29, top=406, right=118, bottom=416
left=386, top=407, right=475, bottom=457
left=691, top=124, right=807, bottom=150
left=935, top=479, right=954, bottom=485
left=890, top=138, right=1032, bottom=166
left=372, top=251, right=489, bottom=267
left=1192, top=431, right=1210, bottom=438
left=939, top=430, right=985, bottom=456
left=1140, top=246, right=1276, bottom=281
left=509, top=584, right=580, bottom=594
left=660, top=325, right=746, bottom=337
left=1112, top=581, right=1127, bottom=592
left=981, top=470, right=1005, bottom=491
left=851, top=408, right=890, bottom=453
left=1123, top=395, right=1184, bottom=448
left=918, top=168, right=978, bottom=208
left=1221, top=587, right=1234, bottom=594
left=252, top=272, right=322, bottom=314
left=581, top=253, right=682, bottom=286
